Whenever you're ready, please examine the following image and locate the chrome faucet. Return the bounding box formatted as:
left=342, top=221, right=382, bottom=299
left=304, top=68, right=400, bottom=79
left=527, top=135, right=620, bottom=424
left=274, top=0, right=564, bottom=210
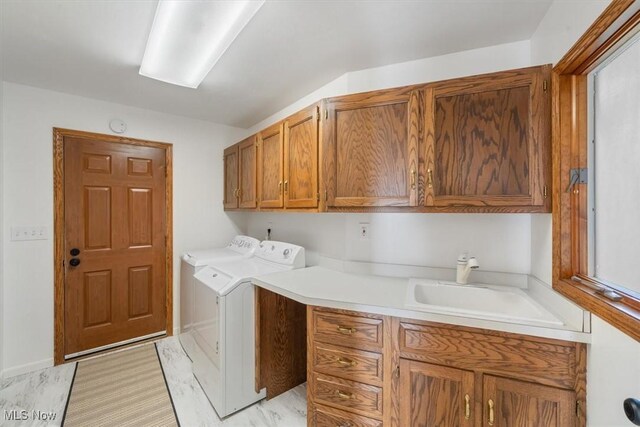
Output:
left=456, top=253, right=479, bottom=285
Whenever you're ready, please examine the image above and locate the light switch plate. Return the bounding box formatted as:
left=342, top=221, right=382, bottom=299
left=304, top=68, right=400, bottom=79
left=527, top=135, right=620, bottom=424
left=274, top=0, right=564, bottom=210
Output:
left=10, top=226, right=48, bottom=241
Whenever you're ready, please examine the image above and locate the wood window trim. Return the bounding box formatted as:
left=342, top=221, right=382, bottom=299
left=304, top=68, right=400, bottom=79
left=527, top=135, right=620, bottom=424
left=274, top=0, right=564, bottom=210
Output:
left=552, top=0, right=640, bottom=342
left=53, top=128, right=174, bottom=365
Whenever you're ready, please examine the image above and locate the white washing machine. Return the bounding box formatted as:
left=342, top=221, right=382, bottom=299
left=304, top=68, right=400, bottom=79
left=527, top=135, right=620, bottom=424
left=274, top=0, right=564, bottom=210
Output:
left=179, top=235, right=260, bottom=360
left=191, top=241, right=305, bottom=418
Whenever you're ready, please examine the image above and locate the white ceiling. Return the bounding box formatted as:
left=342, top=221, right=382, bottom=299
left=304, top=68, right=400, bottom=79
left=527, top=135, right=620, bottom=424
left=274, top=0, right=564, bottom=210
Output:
left=1, top=1, right=552, bottom=128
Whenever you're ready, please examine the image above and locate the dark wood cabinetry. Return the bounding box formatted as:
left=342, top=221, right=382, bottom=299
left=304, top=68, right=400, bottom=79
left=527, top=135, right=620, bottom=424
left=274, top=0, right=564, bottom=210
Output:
left=423, top=65, right=551, bottom=211
left=322, top=89, right=420, bottom=208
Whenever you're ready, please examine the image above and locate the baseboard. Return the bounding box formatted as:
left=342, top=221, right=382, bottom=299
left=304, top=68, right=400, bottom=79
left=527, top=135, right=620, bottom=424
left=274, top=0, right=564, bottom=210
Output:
left=1, top=357, right=54, bottom=379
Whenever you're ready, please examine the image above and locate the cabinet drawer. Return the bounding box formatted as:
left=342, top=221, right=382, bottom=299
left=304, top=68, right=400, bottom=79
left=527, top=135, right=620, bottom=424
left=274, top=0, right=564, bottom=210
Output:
left=312, top=309, right=383, bottom=350
left=312, top=373, right=383, bottom=419
left=312, top=404, right=383, bottom=427
left=398, top=321, right=579, bottom=389
left=313, top=342, right=383, bottom=386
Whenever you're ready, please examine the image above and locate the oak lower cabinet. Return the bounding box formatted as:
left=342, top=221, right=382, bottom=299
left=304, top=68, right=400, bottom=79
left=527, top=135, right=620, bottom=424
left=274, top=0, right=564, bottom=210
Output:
left=322, top=88, right=420, bottom=208
left=423, top=65, right=551, bottom=212
left=306, top=307, right=586, bottom=427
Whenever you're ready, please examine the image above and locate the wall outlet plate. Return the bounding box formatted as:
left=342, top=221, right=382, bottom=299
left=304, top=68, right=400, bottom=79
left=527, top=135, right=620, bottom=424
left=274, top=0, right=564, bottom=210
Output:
left=359, top=222, right=370, bottom=240
left=10, top=226, right=48, bottom=241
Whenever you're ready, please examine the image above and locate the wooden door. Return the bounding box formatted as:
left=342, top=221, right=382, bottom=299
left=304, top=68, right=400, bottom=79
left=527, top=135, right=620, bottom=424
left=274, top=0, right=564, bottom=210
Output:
left=424, top=65, right=550, bottom=209
left=482, top=375, right=576, bottom=427
left=64, top=136, right=167, bottom=356
left=284, top=104, right=319, bottom=208
left=323, top=89, right=420, bottom=207
left=399, top=359, right=475, bottom=427
left=223, top=144, right=239, bottom=209
left=258, top=122, right=284, bottom=208
left=238, top=136, right=257, bottom=209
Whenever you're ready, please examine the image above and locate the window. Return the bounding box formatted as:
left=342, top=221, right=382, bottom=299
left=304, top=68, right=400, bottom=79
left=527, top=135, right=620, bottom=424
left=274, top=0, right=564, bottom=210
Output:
left=553, top=1, right=640, bottom=342
left=590, top=33, right=640, bottom=299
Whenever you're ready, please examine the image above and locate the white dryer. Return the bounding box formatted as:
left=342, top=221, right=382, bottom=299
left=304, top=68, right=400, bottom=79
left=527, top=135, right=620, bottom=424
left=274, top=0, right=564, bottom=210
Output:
left=179, top=235, right=260, bottom=360
left=191, top=241, right=305, bottom=418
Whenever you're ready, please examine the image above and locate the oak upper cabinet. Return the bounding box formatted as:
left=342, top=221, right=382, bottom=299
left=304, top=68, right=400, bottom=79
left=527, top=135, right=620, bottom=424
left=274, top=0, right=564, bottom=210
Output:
left=322, top=88, right=420, bottom=208
left=223, top=144, right=239, bottom=209
left=483, top=376, right=576, bottom=427
left=423, top=65, right=551, bottom=211
left=258, top=122, right=285, bottom=208
left=238, top=135, right=257, bottom=209
left=283, top=104, right=320, bottom=208
left=399, top=360, right=474, bottom=427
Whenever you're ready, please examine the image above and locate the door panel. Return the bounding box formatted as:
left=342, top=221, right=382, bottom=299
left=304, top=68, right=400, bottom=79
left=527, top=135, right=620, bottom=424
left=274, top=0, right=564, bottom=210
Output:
left=284, top=105, right=319, bottom=208
left=223, top=145, right=239, bottom=209
left=64, top=136, right=167, bottom=356
left=399, top=359, right=475, bottom=427
left=238, top=136, right=257, bottom=208
left=424, top=66, right=550, bottom=208
left=258, top=123, right=284, bottom=208
left=324, top=90, right=420, bottom=207
left=483, top=375, right=576, bottom=427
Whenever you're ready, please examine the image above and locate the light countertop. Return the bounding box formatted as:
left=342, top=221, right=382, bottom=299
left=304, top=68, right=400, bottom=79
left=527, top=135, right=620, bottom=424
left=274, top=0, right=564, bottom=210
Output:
left=252, top=266, right=591, bottom=343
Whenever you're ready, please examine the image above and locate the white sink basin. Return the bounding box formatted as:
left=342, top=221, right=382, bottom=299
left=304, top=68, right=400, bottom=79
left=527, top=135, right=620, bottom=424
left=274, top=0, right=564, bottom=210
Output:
left=406, top=279, right=564, bottom=327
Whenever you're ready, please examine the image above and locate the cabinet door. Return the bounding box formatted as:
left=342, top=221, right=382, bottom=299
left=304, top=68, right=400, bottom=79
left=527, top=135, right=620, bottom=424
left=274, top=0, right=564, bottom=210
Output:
left=284, top=104, right=319, bottom=208
left=258, top=122, right=284, bottom=208
left=223, top=144, right=239, bottom=209
left=399, top=359, right=475, bottom=427
left=323, top=89, right=420, bottom=207
left=238, top=135, right=257, bottom=209
left=424, top=65, right=550, bottom=210
left=482, top=375, right=576, bottom=427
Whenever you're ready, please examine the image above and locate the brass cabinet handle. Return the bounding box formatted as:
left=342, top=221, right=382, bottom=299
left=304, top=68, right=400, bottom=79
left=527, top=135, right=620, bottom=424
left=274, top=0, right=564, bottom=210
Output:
left=284, top=180, right=289, bottom=192
left=410, top=169, right=416, bottom=189
left=336, top=326, right=357, bottom=334
left=464, top=394, right=470, bottom=420
left=427, top=168, right=433, bottom=189
left=335, top=390, right=354, bottom=400
left=278, top=181, right=283, bottom=194
left=336, top=357, right=357, bottom=367
left=488, top=399, right=494, bottom=425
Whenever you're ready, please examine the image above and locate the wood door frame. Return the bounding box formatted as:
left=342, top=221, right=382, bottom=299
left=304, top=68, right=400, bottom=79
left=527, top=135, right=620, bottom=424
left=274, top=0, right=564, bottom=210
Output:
left=53, top=127, right=173, bottom=365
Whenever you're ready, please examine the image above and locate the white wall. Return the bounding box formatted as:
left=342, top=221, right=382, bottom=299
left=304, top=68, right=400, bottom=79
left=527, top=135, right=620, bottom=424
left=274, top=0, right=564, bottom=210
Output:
left=530, top=2, right=640, bottom=426
left=245, top=40, right=534, bottom=275
left=1, top=82, right=245, bottom=377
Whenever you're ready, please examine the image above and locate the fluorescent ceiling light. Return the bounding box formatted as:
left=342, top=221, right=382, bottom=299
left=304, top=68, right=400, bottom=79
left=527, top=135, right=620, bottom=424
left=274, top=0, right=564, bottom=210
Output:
left=140, top=0, right=265, bottom=89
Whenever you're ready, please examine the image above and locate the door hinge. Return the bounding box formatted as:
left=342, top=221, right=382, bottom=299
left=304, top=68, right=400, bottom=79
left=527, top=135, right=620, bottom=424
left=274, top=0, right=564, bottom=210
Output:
left=316, top=106, right=320, bottom=122
left=576, top=400, right=582, bottom=418
left=324, top=109, right=328, bottom=120
left=543, top=185, right=548, bottom=198
left=324, top=189, right=328, bottom=201
left=543, top=80, right=548, bottom=92
left=317, top=192, right=320, bottom=202
left=216, top=341, right=219, bottom=354
left=566, top=168, right=588, bottom=193
left=395, top=364, right=400, bottom=378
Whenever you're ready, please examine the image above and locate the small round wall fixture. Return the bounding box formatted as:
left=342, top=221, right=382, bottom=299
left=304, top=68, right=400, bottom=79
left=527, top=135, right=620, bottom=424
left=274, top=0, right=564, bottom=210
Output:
left=109, top=118, right=127, bottom=134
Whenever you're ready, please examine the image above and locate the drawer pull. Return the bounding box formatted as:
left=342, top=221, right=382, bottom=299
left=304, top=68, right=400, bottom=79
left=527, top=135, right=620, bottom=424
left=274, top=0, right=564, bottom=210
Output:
left=464, top=394, right=470, bottom=420
left=336, top=357, right=357, bottom=367
left=488, top=399, right=495, bottom=425
left=336, top=390, right=354, bottom=400
left=337, top=326, right=357, bottom=334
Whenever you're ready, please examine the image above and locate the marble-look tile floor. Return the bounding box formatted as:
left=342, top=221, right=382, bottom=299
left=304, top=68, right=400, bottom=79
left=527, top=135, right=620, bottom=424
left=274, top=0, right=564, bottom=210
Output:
left=0, top=337, right=307, bottom=427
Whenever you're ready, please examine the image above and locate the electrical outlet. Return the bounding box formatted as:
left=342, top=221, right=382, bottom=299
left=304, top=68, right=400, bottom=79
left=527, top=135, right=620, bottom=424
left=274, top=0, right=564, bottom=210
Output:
left=359, top=223, right=370, bottom=240
left=10, top=226, right=48, bottom=241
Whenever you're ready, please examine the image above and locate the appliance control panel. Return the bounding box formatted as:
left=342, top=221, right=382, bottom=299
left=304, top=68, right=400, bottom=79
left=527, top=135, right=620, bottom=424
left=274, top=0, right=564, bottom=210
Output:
left=228, top=235, right=260, bottom=254
left=256, top=241, right=305, bottom=268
